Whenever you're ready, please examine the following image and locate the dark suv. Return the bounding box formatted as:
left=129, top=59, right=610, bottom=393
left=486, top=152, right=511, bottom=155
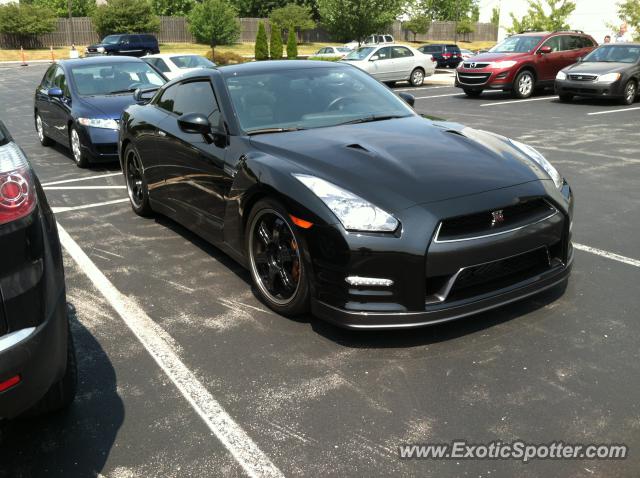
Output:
left=418, top=44, right=462, bottom=68
left=0, top=121, right=76, bottom=420
left=455, top=31, right=597, bottom=98
left=86, top=34, right=160, bottom=57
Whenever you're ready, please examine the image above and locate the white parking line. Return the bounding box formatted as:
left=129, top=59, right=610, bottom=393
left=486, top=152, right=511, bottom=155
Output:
left=587, top=107, right=640, bottom=116
left=41, top=172, right=122, bottom=187
left=414, top=93, right=464, bottom=99
left=43, top=185, right=126, bottom=190
left=52, top=198, right=129, bottom=214
left=574, top=243, right=640, bottom=268
left=480, top=96, right=558, bottom=107
left=57, top=224, right=284, bottom=478
left=395, top=85, right=453, bottom=92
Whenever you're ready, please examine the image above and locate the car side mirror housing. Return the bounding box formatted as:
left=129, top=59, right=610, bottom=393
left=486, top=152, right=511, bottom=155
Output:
left=133, top=87, right=160, bottom=104
left=538, top=46, right=552, bottom=55
left=369, top=55, right=379, bottom=61
left=47, top=87, right=64, bottom=98
left=399, top=92, right=415, bottom=107
left=178, top=113, right=211, bottom=135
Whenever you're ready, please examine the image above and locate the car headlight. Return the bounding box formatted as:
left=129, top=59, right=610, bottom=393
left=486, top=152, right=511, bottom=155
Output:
left=78, top=118, right=119, bottom=130
left=491, top=60, right=517, bottom=69
left=556, top=70, right=567, bottom=80
left=293, top=174, right=399, bottom=232
left=510, top=139, right=563, bottom=189
left=97, top=46, right=105, bottom=53
left=597, top=72, right=621, bottom=83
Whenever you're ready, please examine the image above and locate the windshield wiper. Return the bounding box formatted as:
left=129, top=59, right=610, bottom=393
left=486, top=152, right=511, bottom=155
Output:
left=107, top=88, right=137, bottom=95
left=337, top=114, right=409, bottom=126
left=247, top=127, right=305, bottom=135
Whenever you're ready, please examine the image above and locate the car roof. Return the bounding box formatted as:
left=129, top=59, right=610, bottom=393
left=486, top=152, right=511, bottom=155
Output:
left=144, top=53, right=201, bottom=59
left=58, top=55, right=145, bottom=68
left=218, top=59, right=346, bottom=76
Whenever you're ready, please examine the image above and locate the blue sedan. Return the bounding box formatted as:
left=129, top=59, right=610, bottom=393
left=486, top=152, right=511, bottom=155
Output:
left=34, top=56, right=166, bottom=167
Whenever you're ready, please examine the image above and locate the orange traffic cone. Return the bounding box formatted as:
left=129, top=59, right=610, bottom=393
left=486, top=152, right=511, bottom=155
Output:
left=20, top=46, right=28, bottom=67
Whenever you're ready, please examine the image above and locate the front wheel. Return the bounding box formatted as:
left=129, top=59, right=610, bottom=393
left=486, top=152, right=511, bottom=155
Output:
left=124, top=144, right=152, bottom=217
left=512, top=70, right=535, bottom=99
left=246, top=198, right=310, bottom=316
left=621, top=80, right=637, bottom=105
left=410, top=68, right=425, bottom=87
left=35, top=113, right=54, bottom=146
left=70, top=126, right=89, bottom=168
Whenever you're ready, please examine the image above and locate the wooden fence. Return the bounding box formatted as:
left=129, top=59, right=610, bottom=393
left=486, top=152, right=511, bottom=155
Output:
left=0, top=16, right=497, bottom=49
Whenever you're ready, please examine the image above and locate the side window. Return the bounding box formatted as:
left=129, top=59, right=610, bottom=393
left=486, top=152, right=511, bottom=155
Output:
left=152, top=58, right=171, bottom=73
left=564, top=36, right=581, bottom=50
left=41, top=66, right=57, bottom=88
left=580, top=36, right=595, bottom=48
left=385, top=35, right=393, bottom=43
left=542, top=36, right=562, bottom=52
left=156, top=84, right=177, bottom=112
left=376, top=47, right=392, bottom=60
left=52, top=67, right=69, bottom=96
left=172, top=81, right=221, bottom=126
left=392, top=46, right=413, bottom=58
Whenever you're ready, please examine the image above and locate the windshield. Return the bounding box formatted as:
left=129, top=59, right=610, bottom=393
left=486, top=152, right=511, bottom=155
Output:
left=224, top=66, right=414, bottom=133
left=102, top=35, right=122, bottom=45
left=170, top=55, right=216, bottom=69
left=583, top=45, right=640, bottom=63
left=343, top=47, right=375, bottom=60
left=70, top=62, right=166, bottom=96
left=490, top=35, right=543, bottom=53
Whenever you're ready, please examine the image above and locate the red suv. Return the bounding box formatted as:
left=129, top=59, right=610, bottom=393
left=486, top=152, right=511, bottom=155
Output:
left=455, top=31, right=597, bottom=98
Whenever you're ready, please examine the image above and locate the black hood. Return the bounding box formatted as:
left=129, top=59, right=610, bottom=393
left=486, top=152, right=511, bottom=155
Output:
left=565, top=61, right=633, bottom=74
left=250, top=116, right=549, bottom=212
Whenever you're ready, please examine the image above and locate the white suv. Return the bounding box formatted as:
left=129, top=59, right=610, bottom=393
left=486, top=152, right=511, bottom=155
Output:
left=344, top=34, right=395, bottom=50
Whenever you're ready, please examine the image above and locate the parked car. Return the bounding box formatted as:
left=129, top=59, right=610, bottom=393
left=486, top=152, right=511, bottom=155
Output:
left=455, top=31, right=597, bottom=98
left=460, top=48, right=474, bottom=61
left=143, top=53, right=216, bottom=80
left=119, top=60, right=573, bottom=329
left=34, top=56, right=166, bottom=167
left=0, top=121, right=76, bottom=419
left=85, top=34, right=160, bottom=57
left=418, top=44, right=463, bottom=68
left=341, top=44, right=436, bottom=86
left=344, top=34, right=394, bottom=50
left=313, top=46, right=353, bottom=58
left=555, top=43, right=640, bottom=105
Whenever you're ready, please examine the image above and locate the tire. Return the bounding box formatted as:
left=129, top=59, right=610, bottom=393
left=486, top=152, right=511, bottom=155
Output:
left=246, top=198, right=310, bottom=316
left=69, top=125, right=89, bottom=168
left=124, top=143, right=153, bottom=217
left=463, top=89, right=482, bottom=97
left=384, top=81, right=396, bottom=87
left=559, top=93, right=573, bottom=102
left=410, top=68, right=425, bottom=87
left=621, top=79, right=637, bottom=105
left=512, top=70, right=535, bottom=99
left=24, top=325, right=77, bottom=417
left=35, top=113, right=54, bottom=146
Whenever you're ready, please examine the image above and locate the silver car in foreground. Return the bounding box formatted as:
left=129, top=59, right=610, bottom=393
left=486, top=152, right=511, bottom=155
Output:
left=341, top=44, right=436, bottom=86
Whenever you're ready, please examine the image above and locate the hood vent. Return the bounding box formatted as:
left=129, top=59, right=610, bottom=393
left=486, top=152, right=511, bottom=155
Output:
left=345, top=143, right=371, bottom=153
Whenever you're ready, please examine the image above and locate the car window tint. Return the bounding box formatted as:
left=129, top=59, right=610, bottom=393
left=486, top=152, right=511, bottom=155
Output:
left=154, top=58, right=171, bottom=73
left=392, top=46, right=413, bottom=58
left=376, top=47, right=392, bottom=59
left=580, top=36, right=594, bottom=48
left=385, top=36, right=393, bottom=42
left=42, top=65, right=57, bottom=87
left=52, top=67, right=69, bottom=95
left=542, top=36, right=562, bottom=52
left=422, top=45, right=441, bottom=53
left=167, top=81, right=220, bottom=123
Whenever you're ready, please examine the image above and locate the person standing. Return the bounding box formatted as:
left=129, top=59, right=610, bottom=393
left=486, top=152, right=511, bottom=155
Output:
left=603, top=35, right=611, bottom=43
left=614, top=22, right=632, bottom=43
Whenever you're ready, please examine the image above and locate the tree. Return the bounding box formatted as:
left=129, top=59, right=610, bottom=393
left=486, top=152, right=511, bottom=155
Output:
left=233, top=0, right=288, bottom=17
left=318, top=0, right=403, bottom=43
left=151, top=0, right=195, bottom=16
left=270, top=27, right=284, bottom=59
left=456, top=17, right=475, bottom=41
left=404, top=14, right=430, bottom=42
left=616, top=0, right=640, bottom=41
left=412, top=0, right=478, bottom=22
left=0, top=3, right=57, bottom=38
left=255, top=21, right=269, bottom=60
left=286, top=25, right=298, bottom=58
left=92, top=0, right=160, bottom=37
left=188, top=0, right=240, bottom=55
left=490, top=6, right=500, bottom=27
left=270, top=4, right=315, bottom=38
left=29, top=0, right=95, bottom=17
left=508, top=0, right=576, bottom=33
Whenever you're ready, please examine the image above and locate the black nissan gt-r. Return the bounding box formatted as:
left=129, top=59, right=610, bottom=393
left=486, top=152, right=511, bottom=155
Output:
left=119, top=60, right=573, bottom=329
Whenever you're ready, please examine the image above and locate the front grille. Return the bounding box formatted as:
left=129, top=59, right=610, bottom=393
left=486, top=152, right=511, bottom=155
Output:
left=462, top=62, right=490, bottom=69
left=457, top=72, right=491, bottom=85
left=447, top=247, right=552, bottom=300
left=568, top=74, right=597, bottom=81
left=436, top=199, right=556, bottom=242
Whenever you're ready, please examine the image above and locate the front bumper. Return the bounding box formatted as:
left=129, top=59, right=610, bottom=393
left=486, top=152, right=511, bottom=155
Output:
left=78, top=124, right=119, bottom=161
left=455, top=68, right=515, bottom=91
left=555, top=79, right=625, bottom=98
left=305, top=180, right=573, bottom=329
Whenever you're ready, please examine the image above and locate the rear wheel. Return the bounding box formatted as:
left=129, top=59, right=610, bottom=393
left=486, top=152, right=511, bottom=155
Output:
left=410, top=68, right=425, bottom=87
left=246, top=198, right=310, bottom=316
left=384, top=81, right=396, bottom=87
left=621, top=79, right=637, bottom=105
left=463, top=89, right=482, bottom=97
left=512, top=70, right=535, bottom=99
left=559, top=93, right=573, bottom=102
left=124, top=144, right=152, bottom=217
left=70, top=126, right=89, bottom=168
left=35, top=113, right=53, bottom=146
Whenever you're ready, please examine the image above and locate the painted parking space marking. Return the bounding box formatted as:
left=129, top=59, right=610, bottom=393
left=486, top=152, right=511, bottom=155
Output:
left=480, top=96, right=558, bottom=107
left=41, top=172, right=122, bottom=187
left=52, top=198, right=130, bottom=214
left=574, top=243, right=640, bottom=268
left=414, top=93, right=465, bottom=99
left=56, top=223, right=285, bottom=478
left=587, top=107, right=640, bottom=116
left=394, top=85, right=454, bottom=92
left=43, top=185, right=126, bottom=190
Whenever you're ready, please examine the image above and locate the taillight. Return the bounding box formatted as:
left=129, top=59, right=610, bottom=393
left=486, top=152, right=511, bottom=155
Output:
left=442, top=53, right=452, bottom=59
left=0, top=142, right=36, bottom=226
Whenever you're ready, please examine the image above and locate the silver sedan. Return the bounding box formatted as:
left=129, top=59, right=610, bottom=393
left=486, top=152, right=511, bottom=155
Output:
left=341, top=44, right=436, bottom=86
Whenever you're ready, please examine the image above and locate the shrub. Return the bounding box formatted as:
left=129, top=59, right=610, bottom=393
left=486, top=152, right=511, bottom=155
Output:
left=255, top=21, right=269, bottom=60
left=270, top=27, right=283, bottom=59
left=92, top=0, right=160, bottom=37
left=188, top=0, right=239, bottom=50
left=286, top=26, right=297, bottom=59
left=205, top=50, right=248, bottom=65
left=0, top=3, right=57, bottom=38
left=269, top=4, right=315, bottom=33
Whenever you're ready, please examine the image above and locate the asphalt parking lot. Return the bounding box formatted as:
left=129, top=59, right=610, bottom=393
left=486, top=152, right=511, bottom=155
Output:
left=1, top=64, right=639, bottom=478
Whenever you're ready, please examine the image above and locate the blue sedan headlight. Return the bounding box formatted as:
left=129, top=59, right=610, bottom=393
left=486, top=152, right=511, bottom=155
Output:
left=78, top=118, right=119, bottom=130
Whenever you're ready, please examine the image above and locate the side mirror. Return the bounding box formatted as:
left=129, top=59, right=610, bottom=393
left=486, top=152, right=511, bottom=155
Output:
left=133, top=87, right=160, bottom=104
left=538, top=46, right=552, bottom=55
left=399, top=92, right=415, bottom=107
left=178, top=113, right=211, bottom=135
left=47, top=87, right=63, bottom=98
left=369, top=55, right=379, bottom=61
